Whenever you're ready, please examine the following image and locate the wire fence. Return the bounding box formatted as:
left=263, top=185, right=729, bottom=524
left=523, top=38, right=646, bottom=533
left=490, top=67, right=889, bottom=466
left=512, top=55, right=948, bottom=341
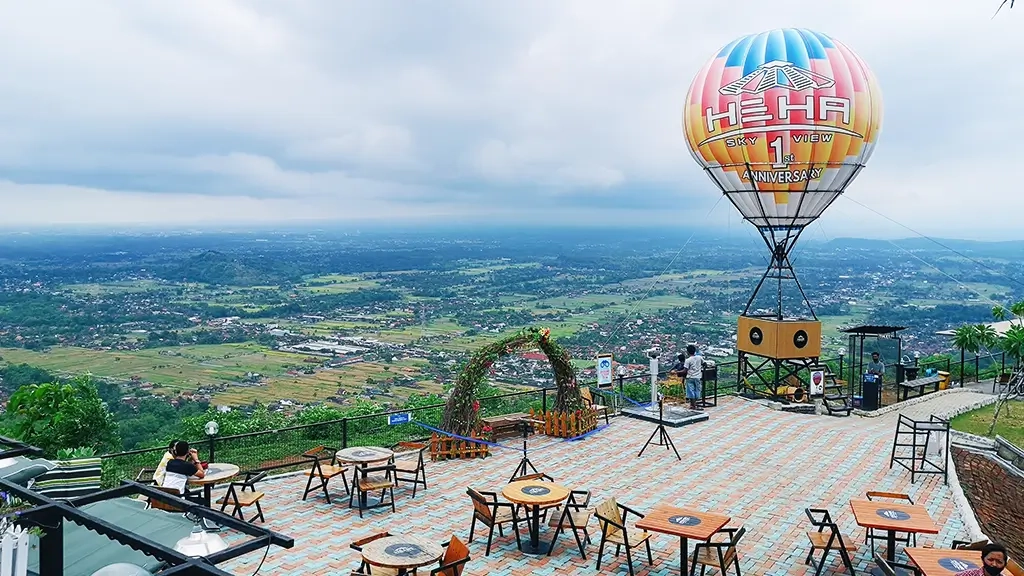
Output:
left=100, top=351, right=1008, bottom=486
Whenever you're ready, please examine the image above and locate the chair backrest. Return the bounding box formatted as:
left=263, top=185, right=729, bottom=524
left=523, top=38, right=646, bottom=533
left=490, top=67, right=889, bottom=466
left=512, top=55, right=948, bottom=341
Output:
left=466, top=489, right=494, bottom=524
left=242, top=471, right=267, bottom=487
left=135, top=468, right=157, bottom=485
left=726, top=527, right=746, bottom=548
left=952, top=539, right=990, bottom=550
left=433, top=535, right=470, bottom=576
left=509, top=473, right=552, bottom=483
left=594, top=498, right=623, bottom=536
left=581, top=387, right=594, bottom=405
left=874, top=554, right=899, bottom=576
left=31, top=458, right=102, bottom=500
left=149, top=486, right=186, bottom=512
left=350, top=531, right=391, bottom=551
left=804, top=508, right=834, bottom=530
left=1006, top=559, right=1024, bottom=576
left=866, top=491, right=914, bottom=505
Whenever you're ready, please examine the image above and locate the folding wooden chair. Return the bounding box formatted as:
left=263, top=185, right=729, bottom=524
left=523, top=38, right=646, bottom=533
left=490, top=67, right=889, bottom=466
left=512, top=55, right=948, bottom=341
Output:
left=466, top=488, right=521, bottom=556
left=349, top=532, right=397, bottom=576
left=301, top=445, right=349, bottom=503
left=874, top=553, right=921, bottom=576
left=350, top=464, right=397, bottom=518
left=431, top=535, right=470, bottom=576
left=593, top=498, right=653, bottom=576
left=691, top=526, right=745, bottom=576
left=217, top=471, right=267, bottom=523
left=547, top=489, right=592, bottom=558
left=805, top=508, right=858, bottom=576
left=391, top=441, right=428, bottom=498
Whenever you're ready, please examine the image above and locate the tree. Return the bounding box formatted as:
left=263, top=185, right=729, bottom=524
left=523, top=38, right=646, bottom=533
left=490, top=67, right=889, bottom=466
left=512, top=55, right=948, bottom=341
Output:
left=977, top=300, right=1024, bottom=435
left=2, top=376, right=121, bottom=457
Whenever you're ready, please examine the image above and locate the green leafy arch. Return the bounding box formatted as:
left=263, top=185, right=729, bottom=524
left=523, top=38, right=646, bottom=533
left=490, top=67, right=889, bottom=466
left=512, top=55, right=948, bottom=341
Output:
left=440, top=327, right=584, bottom=436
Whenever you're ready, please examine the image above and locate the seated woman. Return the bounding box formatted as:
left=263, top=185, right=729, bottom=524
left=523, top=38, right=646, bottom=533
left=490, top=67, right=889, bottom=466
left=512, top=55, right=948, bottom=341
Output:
left=160, top=441, right=206, bottom=494
left=153, top=439, right=178, bottom=486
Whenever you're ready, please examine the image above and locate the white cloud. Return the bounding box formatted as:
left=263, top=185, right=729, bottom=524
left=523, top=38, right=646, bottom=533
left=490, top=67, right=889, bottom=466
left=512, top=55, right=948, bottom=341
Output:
left=0, top=0, right=1020, bottom=238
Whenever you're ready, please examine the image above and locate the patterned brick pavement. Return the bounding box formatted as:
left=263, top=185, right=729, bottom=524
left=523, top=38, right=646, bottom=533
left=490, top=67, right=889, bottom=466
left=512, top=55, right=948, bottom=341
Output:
left=219, top=392, right=990, bottom=576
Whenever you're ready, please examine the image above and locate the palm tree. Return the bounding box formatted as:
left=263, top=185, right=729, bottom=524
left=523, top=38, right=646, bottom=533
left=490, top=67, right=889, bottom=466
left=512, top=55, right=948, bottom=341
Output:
left=952, top=324, right=982, bottom=382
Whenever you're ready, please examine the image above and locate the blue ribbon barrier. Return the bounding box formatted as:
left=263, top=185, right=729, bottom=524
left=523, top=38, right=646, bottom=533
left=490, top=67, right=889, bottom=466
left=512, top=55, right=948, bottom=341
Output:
left=605, top=389, right=652, bottom=408
left=411, top=421, right=525, bottom=453
left=563, top=423, right=609, bottom=442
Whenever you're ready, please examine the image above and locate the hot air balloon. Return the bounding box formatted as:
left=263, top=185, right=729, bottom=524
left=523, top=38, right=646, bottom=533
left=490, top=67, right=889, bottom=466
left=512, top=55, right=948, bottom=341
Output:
left=682, top=28, right=882, bottom=395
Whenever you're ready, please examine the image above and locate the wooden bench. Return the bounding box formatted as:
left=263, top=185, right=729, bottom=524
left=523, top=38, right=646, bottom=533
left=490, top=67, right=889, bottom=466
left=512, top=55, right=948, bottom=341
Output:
left=481, top=413, right=533, bottom=441
left=896, top=375, right=942, bottom=402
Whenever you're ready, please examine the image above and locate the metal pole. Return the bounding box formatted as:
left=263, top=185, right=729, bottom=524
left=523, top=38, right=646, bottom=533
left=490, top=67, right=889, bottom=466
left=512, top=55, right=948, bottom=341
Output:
left=649, top=355, right=659, bottom=411
left=542, top=389, right=548, bottom=413
left=342, top=418, right=348, bottom=449
left=974, top=354, right=980, bottom=383
left=208, top=435, right=216, bottom=464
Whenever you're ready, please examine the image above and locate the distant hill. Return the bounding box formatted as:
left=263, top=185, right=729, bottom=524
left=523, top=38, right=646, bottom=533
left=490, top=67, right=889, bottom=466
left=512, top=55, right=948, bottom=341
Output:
left=164, top=250, right=298, bottom=286
left=825, top=237, right=1024, bottom=258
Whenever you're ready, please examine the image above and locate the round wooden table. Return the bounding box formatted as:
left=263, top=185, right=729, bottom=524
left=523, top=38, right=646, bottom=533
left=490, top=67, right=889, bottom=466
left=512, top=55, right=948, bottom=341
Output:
left=502, top=480, right=570, bottom=555
left=188, top=462, right=239, bottom=531
left=361, top=534, right=444, bottom=575
left=336, top=447, right=395, bottom=508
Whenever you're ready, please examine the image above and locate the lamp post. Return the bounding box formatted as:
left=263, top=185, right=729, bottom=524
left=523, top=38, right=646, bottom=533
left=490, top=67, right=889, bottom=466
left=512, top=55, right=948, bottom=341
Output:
left=838, top=347, right=847, bottom=396
left=913, top=351, right=920, bottom=366
left=646, top=347, right=661, bottom=412
left=205, top=420, right=219, bottom=463
left=616, top=364, right=627, bottom=413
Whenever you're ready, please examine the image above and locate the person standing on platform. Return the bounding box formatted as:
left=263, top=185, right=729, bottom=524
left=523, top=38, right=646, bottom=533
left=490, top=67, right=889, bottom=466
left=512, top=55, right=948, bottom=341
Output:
left=867, top=351, right=885, bottom=381
left=682, top=344, right=704, bottom=411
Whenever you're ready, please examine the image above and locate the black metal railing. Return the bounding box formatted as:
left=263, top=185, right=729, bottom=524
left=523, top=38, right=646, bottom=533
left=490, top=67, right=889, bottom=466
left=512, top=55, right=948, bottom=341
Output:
left=100, top=387, right=552, bottom=487
left=102, top=350, right=996, bottom=486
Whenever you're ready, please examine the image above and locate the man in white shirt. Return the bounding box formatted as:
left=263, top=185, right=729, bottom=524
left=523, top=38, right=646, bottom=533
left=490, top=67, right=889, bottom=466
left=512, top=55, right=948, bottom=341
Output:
left=681, top=344, right=704, bottom=411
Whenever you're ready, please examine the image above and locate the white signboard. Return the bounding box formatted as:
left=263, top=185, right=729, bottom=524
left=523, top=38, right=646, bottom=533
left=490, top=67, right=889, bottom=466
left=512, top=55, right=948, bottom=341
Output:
left=809, top=369, right=825, bottom=396
left=596, top=354, right=613, bottom=388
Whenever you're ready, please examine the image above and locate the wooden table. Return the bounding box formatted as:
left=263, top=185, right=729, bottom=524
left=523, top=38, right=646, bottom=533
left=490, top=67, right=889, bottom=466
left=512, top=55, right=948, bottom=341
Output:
left=336, top=447, right=395, bottom=508
left=361, top=534, right=444, bottom=576
left=905, top=547, right=984, bottom=575
left=636, top=505, right=731, bottom=576
left=850, top=499, right=939, bottom=562
left=502, top=480, right=570, bottom=555
left=188, top=463, right=240, bottom=507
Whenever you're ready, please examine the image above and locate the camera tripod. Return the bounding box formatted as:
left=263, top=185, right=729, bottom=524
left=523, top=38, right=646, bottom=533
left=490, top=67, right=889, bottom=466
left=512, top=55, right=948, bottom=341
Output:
left=638, top=396, right=681, bottom=460
left=509, top=418, right=540, bottom=481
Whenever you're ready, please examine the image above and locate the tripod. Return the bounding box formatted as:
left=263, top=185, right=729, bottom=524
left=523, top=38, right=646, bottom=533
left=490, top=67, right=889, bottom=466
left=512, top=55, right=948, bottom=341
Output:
left=638, top=396, right=681, bottom=460
left=509, top=419, right=540, bottom=481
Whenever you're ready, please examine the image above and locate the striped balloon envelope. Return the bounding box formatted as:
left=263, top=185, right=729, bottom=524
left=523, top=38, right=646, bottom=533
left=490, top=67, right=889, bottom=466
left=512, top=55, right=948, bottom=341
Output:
left=683, top=29, right=882, bottom=229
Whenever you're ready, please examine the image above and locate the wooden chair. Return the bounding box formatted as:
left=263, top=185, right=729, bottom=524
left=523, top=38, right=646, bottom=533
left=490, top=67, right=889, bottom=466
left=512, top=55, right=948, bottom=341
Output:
left=148, top=486, right=187, bottom=513
left=350, top=464, right=397, bottom=518
left=547, top=489, right=593, bottom=558
left=581, top=387, right=610, bottom=424
left=805, top=508, right=858, bottom=576
left=593, top=498, right=653, bottom=576
left=466, top=488, right=521, bottom=556
left=691, top=526, right=745, bottom=576
left=952, top=538, right=989, bottom=550
left=1007, top=559, right=1024, bottom=576
left=391, top=441, right=428, bottom=498
left=301, top=445, right=349, bottom=504
left=866, top=491, right=916, bottom=553
left=874, top=553, right=921, bottom=576
left=217, top=471, right=267, bottom=523
left=135, top=468, right=157, bottom=485
left=349, top=532, right=399, bottom=576
left=431, top=535, right=470, bottom=576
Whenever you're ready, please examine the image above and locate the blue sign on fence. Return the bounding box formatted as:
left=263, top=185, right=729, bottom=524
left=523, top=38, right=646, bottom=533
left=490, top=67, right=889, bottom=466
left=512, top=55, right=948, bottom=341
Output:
left=388, top=413, right=412, bottom=425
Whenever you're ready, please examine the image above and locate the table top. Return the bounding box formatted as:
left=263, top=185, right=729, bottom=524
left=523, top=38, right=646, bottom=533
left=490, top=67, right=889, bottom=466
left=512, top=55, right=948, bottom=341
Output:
left=849, top=499, right=939, bottom=534
left=905, top=547, right=986, bottom=575
left=900, top=375, right=942, bottom=386
left=188, top=463, right=239, bottom=486
left=336, top=446, right=394, bottom=463
left=502, top=480, right=571, bottom=506
left=635, top=505, right=731, bottom=540
left=361, top=535, right=444, bottom=570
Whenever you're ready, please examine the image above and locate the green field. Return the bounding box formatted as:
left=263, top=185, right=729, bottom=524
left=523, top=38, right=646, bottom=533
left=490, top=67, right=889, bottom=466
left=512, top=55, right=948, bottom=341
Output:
left=950, top=401, right=1024, bottom=449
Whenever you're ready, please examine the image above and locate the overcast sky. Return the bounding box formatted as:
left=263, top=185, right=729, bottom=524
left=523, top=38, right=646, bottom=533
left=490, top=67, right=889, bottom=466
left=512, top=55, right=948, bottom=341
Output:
left=0, top=1, right=1019, bottom=239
